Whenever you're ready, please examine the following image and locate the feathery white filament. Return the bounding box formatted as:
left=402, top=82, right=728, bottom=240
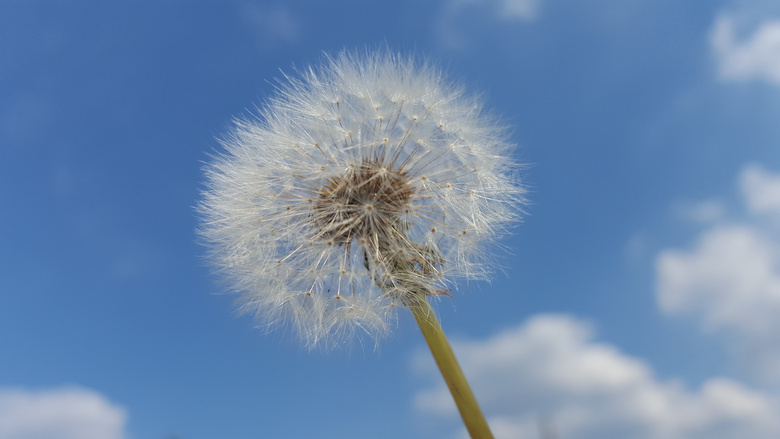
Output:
left=199, top=51, right=524, bottom=348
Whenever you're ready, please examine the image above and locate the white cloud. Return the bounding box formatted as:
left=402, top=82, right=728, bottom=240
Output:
left=741, top=164, right=780, bottom=217
left=656, top=164, right=780, bottom=381
left=413, top=315, right=780, bottom=439
left=657, top=225, right=780, bottom=335
left=711, top=13, right=780, bottom=85
left=0, top=387, right=127, bottom=439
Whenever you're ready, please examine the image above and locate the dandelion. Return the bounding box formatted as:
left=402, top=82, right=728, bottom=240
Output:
left=199, top=50, right=524, bottom=437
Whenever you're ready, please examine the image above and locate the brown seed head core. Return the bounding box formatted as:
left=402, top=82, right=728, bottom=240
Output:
left=313, top=160, right=413, bottom=246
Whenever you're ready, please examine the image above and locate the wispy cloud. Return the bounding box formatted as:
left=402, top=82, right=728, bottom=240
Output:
left=496, top=0, right=538, bottom=22
left=239, top=3, right=301, bottom=53
left=0, top=387, right=127, bottom=439
left=413, top=315, right=779, bottom=439
left=436, top=0, right=539, bottom=50
left=656, top=164, right=780, bottom=382
left=711, top=13, right=780, bottom=85
left=672, top=199, right=726, bottom=224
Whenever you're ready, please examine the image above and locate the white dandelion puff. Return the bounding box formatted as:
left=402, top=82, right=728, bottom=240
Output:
left=199, top=50, right=524, bottom=348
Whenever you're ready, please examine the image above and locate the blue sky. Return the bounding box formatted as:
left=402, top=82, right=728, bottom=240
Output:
left=2, top=1, right=780, bottom=438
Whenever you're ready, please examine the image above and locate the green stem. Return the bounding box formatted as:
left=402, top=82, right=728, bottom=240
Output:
left=409, top=298, right=494, bottom=439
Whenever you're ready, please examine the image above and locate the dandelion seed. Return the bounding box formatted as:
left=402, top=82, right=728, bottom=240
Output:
left=199, top=50, right=524, bottom=349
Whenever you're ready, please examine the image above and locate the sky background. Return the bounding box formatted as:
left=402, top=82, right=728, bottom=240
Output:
left=2, top=1, right=780, bottom=438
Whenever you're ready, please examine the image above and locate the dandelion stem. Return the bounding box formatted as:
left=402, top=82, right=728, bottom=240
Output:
left=409, top=298, right=494, bottom=439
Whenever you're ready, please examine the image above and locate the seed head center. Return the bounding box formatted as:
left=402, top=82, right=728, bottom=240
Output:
left=314, top=160, right=413, bottom=245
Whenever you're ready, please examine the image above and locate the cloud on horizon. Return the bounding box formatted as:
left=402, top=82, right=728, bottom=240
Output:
left=0, top=387, right=127, bottom=439
left=413, top=314, right=779, bottom=439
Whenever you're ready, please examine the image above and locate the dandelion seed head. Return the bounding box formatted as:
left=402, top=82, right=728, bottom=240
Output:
left=199, top=50, right=525, bottom=349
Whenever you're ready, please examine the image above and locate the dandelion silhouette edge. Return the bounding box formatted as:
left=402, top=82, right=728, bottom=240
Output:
left=198, top=50, right=524, bottom=348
